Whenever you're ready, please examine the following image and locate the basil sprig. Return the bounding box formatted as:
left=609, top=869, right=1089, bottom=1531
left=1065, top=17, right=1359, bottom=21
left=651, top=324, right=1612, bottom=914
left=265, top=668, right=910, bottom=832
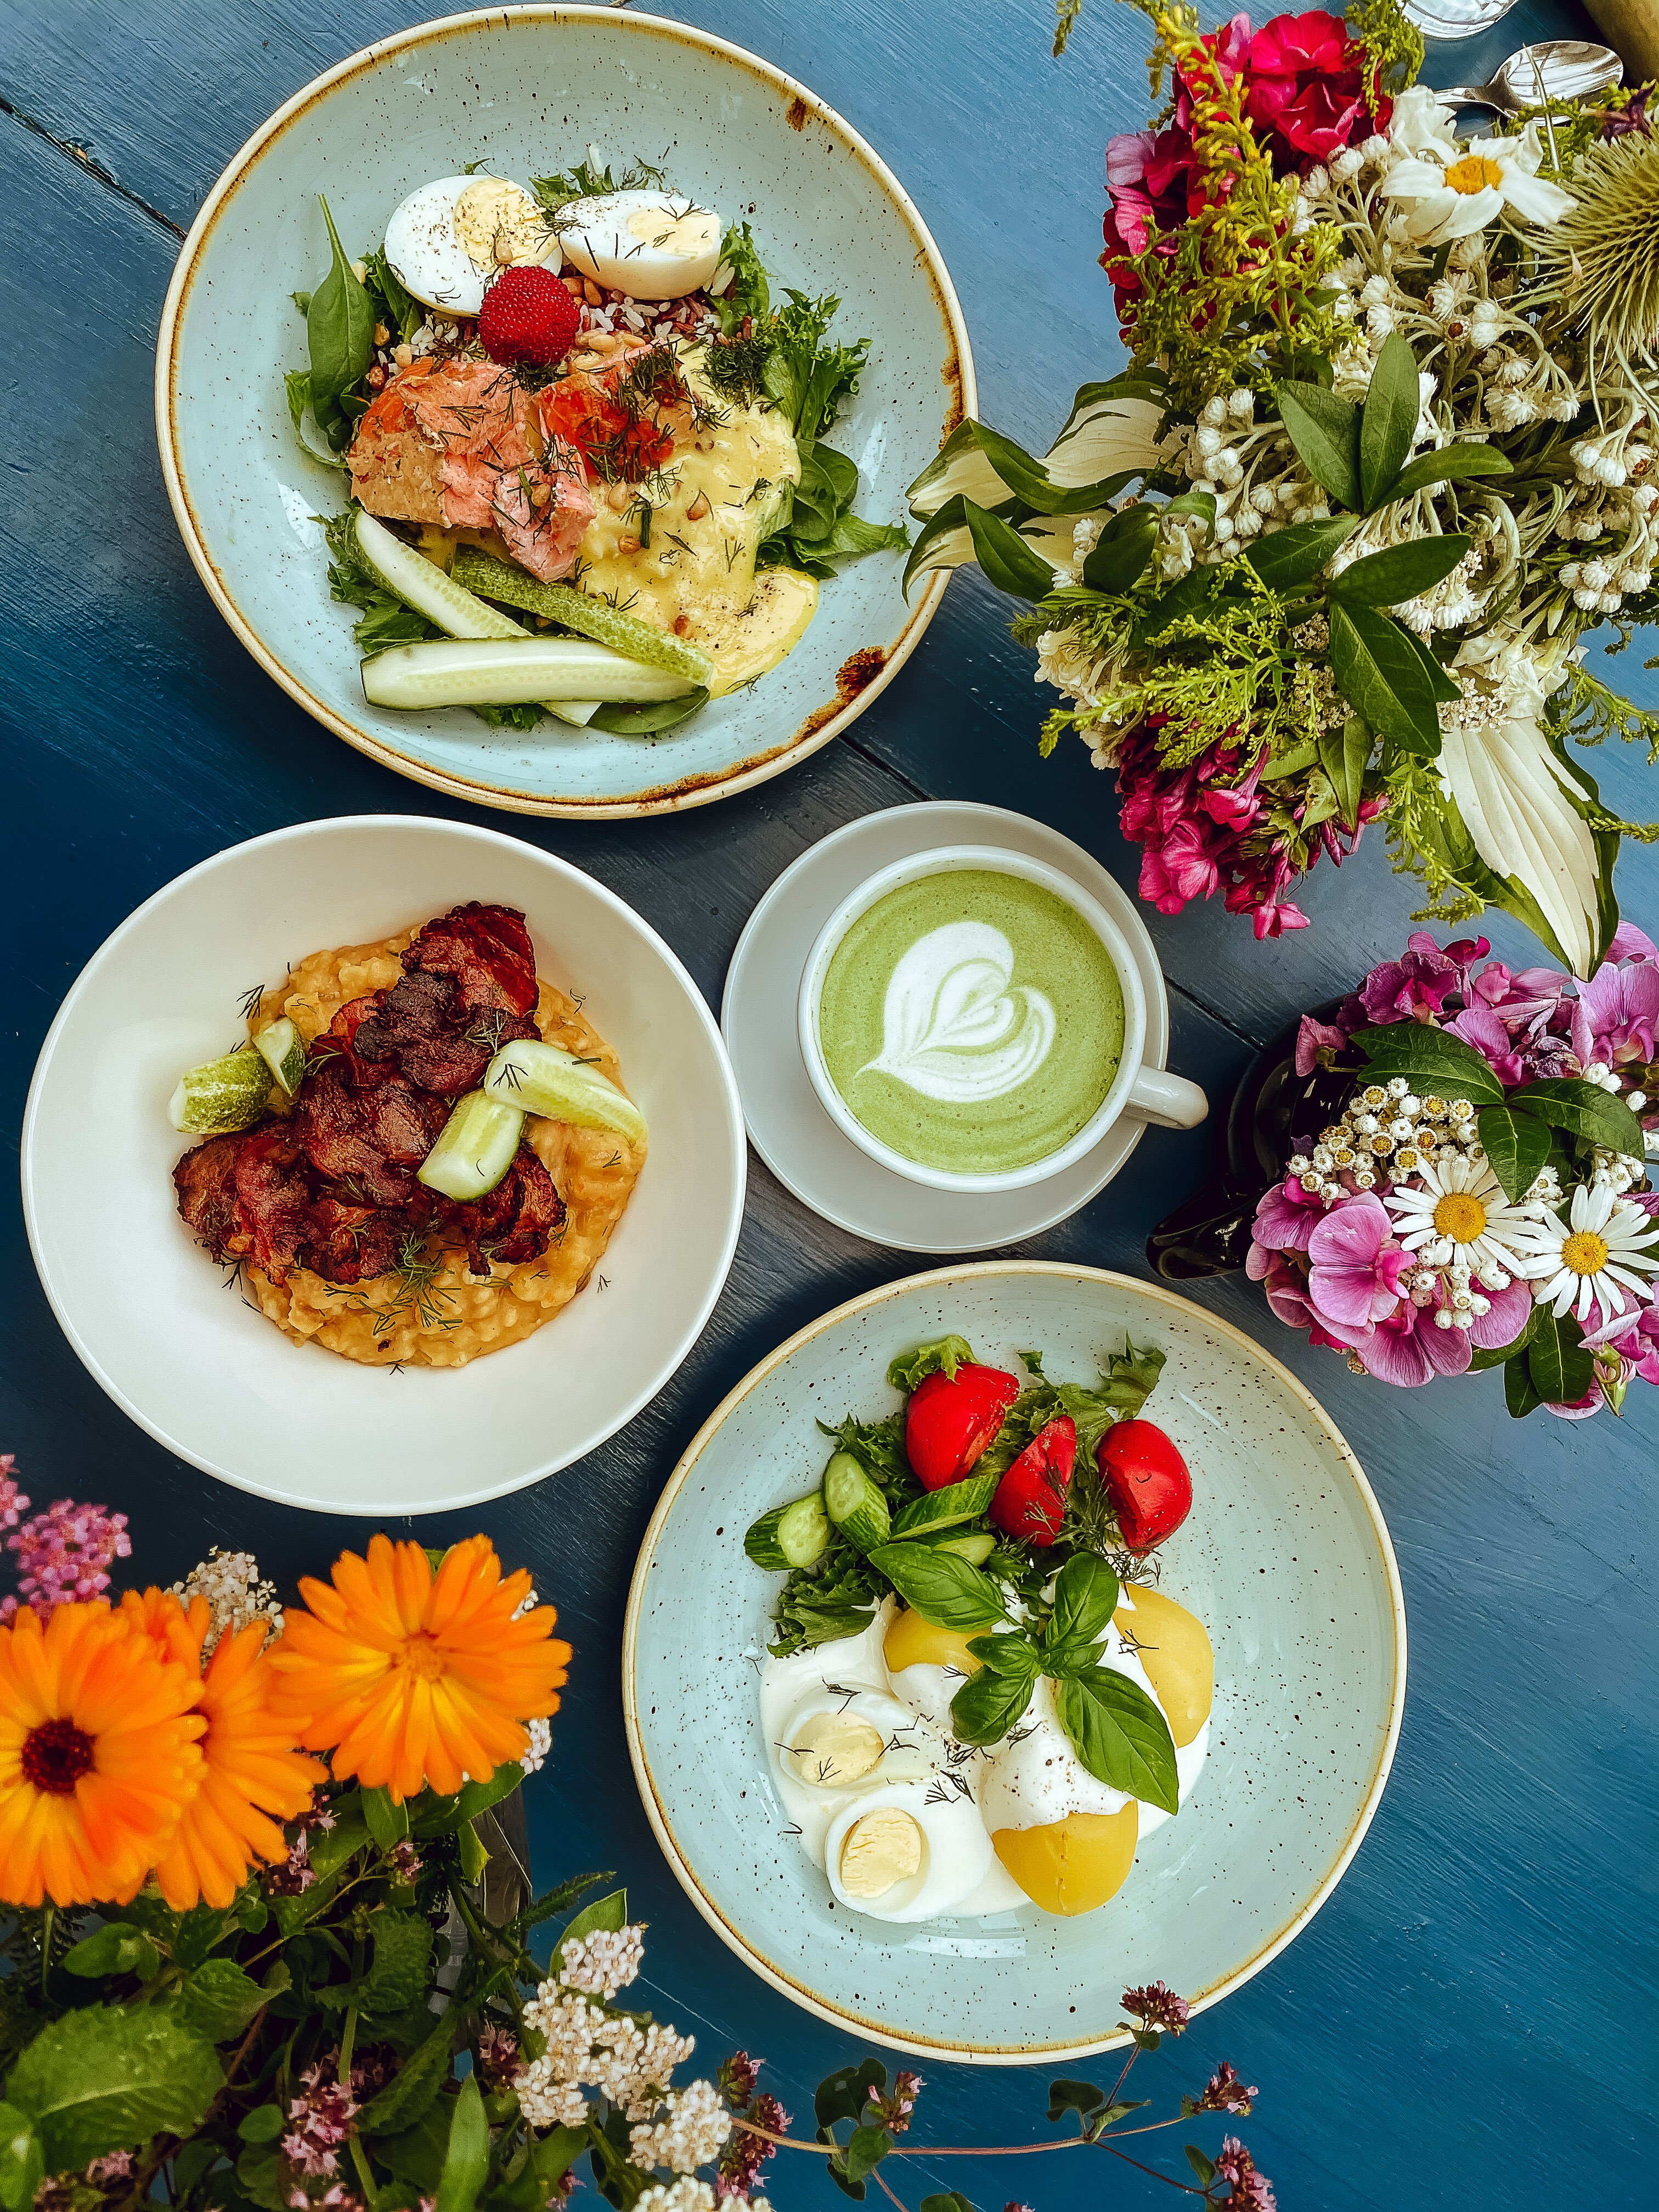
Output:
left=866, top=1543, right=1007, bottom=1631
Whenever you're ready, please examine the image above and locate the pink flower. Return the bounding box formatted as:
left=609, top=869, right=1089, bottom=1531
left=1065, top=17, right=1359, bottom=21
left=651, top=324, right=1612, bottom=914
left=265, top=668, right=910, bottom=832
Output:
left=1442, top=1003, right=1526, bottom=1085
left=1359, top=934, right=1463, bottom=1024
left=1294, top=1013, right=1349, bottom=1076
left=1246, top=1247, right=1366, bottom=1350
left=2, top=1494, right=130, bottom=1622
left=1355, top=1296, right=1472, bottom=1387
left=1214, top=2136, right=1278, bottom=2212
left=1469, top=1277, right=1536, bottom=1352
left=1121, top=1981, right=1190, bottom=2033
left=1570, top=956, right=1659, bottom=1067
left=0, top=1458, right=29, bottom=1532
left=1307, top=1196, right=1409, bottom=1330
left=1251, top=1173, right=1326, bottom=1252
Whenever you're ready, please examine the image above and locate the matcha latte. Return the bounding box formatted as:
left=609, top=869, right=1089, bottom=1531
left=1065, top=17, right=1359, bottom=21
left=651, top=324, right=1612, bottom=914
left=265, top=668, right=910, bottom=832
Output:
left=816, top=868, right=1125, bottom=1177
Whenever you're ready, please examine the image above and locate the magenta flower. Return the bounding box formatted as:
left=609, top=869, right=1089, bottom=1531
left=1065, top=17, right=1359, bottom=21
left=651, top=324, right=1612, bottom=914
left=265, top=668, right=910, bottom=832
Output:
left=2, top=1494, right=131, bottom=1623
left=1245, top=1248, right=1359, bottom=1350
left=1195, top=2060, right=1259, bottom=2115
left=1355, top=1296, right=1473, bottom=1386
left=1570, top=956, right=1659, bottom=1068
left=1470, top=1277, right=1536, bottom=1352
left=1294, top=1013, right=1349, bottom=1076
left=1120, top=1980, right=1190, bottom=2033
left=1251, top=1175, right=1327, bottom=1253
left=0, top=1458, right=29, bottom=1532
left=1443, top=1003, right=1525, bottom=1085
left=1215, top=2135, right=1279, bottom=2211
left=1359, top=933, right=1463, bottom=1024
left=1307, top=1195, right=1409, bottom=1330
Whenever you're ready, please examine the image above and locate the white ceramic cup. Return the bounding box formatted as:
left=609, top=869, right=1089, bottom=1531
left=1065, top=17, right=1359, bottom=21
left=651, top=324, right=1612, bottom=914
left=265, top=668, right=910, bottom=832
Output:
left=797, top=844, right=1207, bottom=1193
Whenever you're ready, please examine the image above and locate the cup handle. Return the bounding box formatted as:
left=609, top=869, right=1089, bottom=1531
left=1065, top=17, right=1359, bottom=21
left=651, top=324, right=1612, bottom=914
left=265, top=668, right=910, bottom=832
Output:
left=1126, top=1065, right=1209, bottom=1131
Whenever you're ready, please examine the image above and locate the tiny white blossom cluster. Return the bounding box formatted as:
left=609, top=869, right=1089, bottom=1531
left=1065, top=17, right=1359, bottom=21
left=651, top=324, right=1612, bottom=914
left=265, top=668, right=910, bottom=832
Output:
left=629, top=2079, right=732, bottom=2174
left=514, top=1922, right=703, bottom=2134
left=171, top=1547, right=284, bottom=1650
left=560, top=1925, right=645, bottom=1999
left=519, top=1716, right=553, bottom=1777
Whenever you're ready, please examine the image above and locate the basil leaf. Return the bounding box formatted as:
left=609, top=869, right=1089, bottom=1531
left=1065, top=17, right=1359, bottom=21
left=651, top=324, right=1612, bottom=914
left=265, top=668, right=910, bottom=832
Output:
left=887, top=1335, right=977, bottom=1390
left=1388, top=441, right=1514, bottom=504
left=1505, top=1348, right=1544, bottom=1417
left=1527, top=1308, right=1595, bottom=1407
left=1329, top=534, right=1470, bottom=607
left=1272, top=379, right=1359, bottom=511
left=307, top=193, right=376, bottom=454
left=1358, top=331, right=1421, bottom=511
left=962, top=498, right=1060, bottom=599
left=950, top=1647, right=1040, bottom=1745
left=1328, top=602, right=1442, bottom=754
left=867, top=1544, right=1009, bottom=1630
left=1054, top=1668, right=1180, bottom=1814
left=1082, top=504, right=1159, bottom=595
left=1354, top=1023, right=1507, bottom=1104
left=588, top=689, right=708, bottom=735
left=1506, top=1080, right=1646, bottom=1155
left=892, top=1468, right=1001, bottom=1536
left=1243, top=514, right=1358, bottom=591
left=1475, top=1105, right=1553, bottom=1205
left=1317, top=712, right=1370, bottom=830
left=1046, top=1554, right=1120, bottom=1651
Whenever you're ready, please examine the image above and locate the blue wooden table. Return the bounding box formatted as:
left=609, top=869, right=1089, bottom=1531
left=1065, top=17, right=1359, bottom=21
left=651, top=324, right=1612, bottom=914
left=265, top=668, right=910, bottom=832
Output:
left=3, top=3, right=1654, bottom=2204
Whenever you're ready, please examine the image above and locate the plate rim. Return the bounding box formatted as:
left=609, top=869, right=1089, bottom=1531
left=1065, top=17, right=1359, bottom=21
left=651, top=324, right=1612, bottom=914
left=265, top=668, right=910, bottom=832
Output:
left=622, top=1258, right=1408, bottom=2062
left=152, top=2, right=975, bottom=819
left=19, top=812, right=748, bottom=1512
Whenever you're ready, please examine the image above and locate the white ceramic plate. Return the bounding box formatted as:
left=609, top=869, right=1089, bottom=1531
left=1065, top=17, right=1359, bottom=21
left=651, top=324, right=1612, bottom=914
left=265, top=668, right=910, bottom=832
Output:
left=21, top=817, right=745, bottom=1513
left=624, top=1263, right=1406, bottom=2061
left=155, top=5, right=972, bottom=817
left=721, top=803, right=1182, bottom=1249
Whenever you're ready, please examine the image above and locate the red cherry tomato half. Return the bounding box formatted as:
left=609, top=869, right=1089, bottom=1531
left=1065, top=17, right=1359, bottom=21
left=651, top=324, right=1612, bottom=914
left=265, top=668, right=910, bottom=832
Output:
left=990, top=1415, right=1077, bottom=1546
left=1096, top=1419, right=1192, bottom=1551
left=905, top=1364, right=1021, bottom=1489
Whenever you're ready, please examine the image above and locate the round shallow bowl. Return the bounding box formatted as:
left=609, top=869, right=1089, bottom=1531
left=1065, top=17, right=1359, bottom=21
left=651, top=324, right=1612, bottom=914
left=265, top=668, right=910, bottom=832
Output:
left=21, top=816, right=745, bottom=1513
left=624, top=1262, right=1406, bottom=2061
left=155, top=4, right=972, bottom=817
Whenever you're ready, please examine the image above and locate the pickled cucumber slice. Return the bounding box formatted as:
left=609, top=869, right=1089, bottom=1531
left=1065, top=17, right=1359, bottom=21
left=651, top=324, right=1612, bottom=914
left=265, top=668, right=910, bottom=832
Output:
left=417, top=1091, right=524, bottom=1201
left=353, top=508, right=525, bottom=640
left=451, top=548, right=714, bottom=683
left=362, top=636, right=696, bottom=708
left=168, top=1049, right=273, bottom=1134
left=252, top=1016, right=307, bottom=1098
left=482, top=1040, right=646, bottom=1143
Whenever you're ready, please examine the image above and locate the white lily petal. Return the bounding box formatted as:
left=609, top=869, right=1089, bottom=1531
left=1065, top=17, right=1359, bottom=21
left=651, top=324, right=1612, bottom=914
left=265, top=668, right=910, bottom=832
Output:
left=1043, top=394, right=1173, bottom=488
left=1485, top=717, right=1601, bottom=973
left=1438, top=714, right=1599, bottom=974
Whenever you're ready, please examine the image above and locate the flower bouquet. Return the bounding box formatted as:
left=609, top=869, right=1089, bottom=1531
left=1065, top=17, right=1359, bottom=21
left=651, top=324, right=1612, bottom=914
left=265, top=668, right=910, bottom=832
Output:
left=0, top=1481, right=1274, bottom=2212
left=908, top=0, right=1659, bottom=968
left=1243, top=924, right=1658, bottom=1412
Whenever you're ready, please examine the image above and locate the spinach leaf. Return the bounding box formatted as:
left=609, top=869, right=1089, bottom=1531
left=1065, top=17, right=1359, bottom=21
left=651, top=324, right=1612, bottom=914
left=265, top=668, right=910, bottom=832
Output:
left=364, top=246, right=423, bottom=345
left=307, top=194, right=377, bottom=454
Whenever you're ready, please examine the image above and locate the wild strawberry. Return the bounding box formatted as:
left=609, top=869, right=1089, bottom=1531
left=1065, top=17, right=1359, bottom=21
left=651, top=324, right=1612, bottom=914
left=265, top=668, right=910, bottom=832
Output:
left=990, top=1416, right=1076, bottom=1546
left=905, top=1364, right=1020, bottom=1489
left=1097, top=1420, right=1192, bottom=1551
left=478, top=266, right=581, bottom=369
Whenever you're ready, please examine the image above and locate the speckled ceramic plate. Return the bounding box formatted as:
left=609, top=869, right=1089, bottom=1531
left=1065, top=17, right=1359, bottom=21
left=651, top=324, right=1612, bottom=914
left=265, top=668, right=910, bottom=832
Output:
left=623, top=1263, right=1406, bottom=2061
left=155, top=5, right=972, bottom=817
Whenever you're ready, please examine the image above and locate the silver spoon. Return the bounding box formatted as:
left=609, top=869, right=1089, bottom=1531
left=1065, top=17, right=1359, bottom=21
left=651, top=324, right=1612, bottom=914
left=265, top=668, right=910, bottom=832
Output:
left=1437, top=39, right=1623, bottom=119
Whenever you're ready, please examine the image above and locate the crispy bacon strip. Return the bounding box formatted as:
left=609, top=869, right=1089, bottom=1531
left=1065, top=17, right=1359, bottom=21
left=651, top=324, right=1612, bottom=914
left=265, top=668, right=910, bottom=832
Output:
left=433, top=1148, right=565, bottom=1276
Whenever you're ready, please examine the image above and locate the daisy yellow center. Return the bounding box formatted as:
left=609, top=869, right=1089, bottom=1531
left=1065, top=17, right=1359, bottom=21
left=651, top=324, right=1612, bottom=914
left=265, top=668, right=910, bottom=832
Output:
left=1444, top=155, right=1505, bottom=196
left=21, top=1718, right=96, bottom=1795
left=1433, top=1192, right=1488, bottom=1243
left=1561, top=1229, right=1610, bottom=1276
left=394, top=1633, right=449, bottom=1683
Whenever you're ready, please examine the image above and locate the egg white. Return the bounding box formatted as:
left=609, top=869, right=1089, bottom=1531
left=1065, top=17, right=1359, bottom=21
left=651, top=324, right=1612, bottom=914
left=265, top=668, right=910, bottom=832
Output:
left=775, top=1688, right=936, bottom=1795
left=823, top=1778, right=993, bottom=1923
left=557, top=190, right=723, bottom=300
left=383, top=175, right=556, bottom=317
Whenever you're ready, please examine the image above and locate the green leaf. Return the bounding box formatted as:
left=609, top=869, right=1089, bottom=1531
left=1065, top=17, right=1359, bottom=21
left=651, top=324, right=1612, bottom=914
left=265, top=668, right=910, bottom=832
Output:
left=235, top=2144, right=289, bottom=2212
left=363, top=1786, right=409, bottom=1848
left=1469, top=1301, right=1541, bottom=1370
left=435, top=2075, right=488, bottom=2212
left=841, top=2122, right=892, bottom=2184
left=918, top=2197, right=978, bottom=2212
left=1273, top=379, right=1359, bottom=510
left=458, top=1819, right=491, bottom=1886
left=0, top=2106, right=42, bottom=2212
left=1318, top=713, right=1371, bottom=831
left=374, top=2097, right=454, bottom=2192
left=949, top=1641, right=1042, bottom=1743
left=1185, top=2144, right=1217, bottom=2185
left=1506, top=1080, right=1646, bottom=1155
left=887, top=1335, right=978, bottom=1390
left=1528, top=1310, right=1595, bottom=1407
left=1358, top=331, right=1422, bottom=510
left=1243, top=514, right=1358, bottom=590
left=1328, top=601, right=1442, bottom=754
left=866, top=1544, right=1009, bottom=1632
left=362, top=1915, right=433, bottom=2015
left=1081, top=504, right=1159, bottom=595
left=1397, top=624, right=1463, bottom=704
left=307, top=194, right=377, bottom=453
left=1046, top=1554, right=1120, bottom=1651
left=1047, top=2079, right=1105, bottom=2123
left=1054, top=1668, right=1179, bottom=1814
left=177, top=1959, right=267, bottom=2042
left=588, top=689, right=710, bottom=736
left=1388, top=441, right=1514, bottom=504
left=1330, top=534, right=1471, bottom=607
left=416, top=1767, right=524, bottom=1838
left=1475, top=1107, right=1553, bottom=1205
left=173, top=1903, right=241, bottom=1971
left=816, top=2059, right=888, bottom=2130
left=891, top=1469, right=1001, bottom=1536
left=961, top=498, right=1058, bottom=600
left=5, top=2007, right=222, bottom=2169
left=170, top=2138, right=225, bottom=2198
left=239, top=2105, right=285, bottom=2144
left=308, top=1813, right=371, bottom=1875
left=62, top=1924, right=159, bottom=1982
left=1353, top=1024, right=1508, bottom=1105
left=285, top=368, right=312, bottom=437
left=561, top=1888, right=628, bottom=1949
left=357, top=2021, right=454, bottom=2136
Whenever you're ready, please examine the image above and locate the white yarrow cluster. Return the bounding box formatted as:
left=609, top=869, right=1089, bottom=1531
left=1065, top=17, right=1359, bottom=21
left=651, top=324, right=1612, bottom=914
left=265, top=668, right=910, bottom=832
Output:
left=520, top=1715, right=553, bottom=1776
left=634, top=2183, right=716, bottom=2212
left=559, top=1923, right=645, bottom=1998
left=171, top=1548, right=284, bottom=1650
left=629, top=2079, right=732, bottom=2172
left=516, top=1925, right=695, bottom=2131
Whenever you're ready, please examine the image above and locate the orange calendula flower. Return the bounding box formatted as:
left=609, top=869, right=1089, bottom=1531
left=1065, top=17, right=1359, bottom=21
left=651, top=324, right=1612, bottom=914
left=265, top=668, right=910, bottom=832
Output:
left=0, top=1602, right=205, bottom=1907
left=268, top=1534, right=571, bottom=1804
left=120, top=1588, right=328, bottom=1910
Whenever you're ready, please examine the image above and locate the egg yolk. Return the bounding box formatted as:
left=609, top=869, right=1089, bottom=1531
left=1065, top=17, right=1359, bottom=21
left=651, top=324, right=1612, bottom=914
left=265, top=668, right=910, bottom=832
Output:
left=839, top=1809, right=924, bottom=1898
left=883, top=1608, right=985, bottom=1679
left=993, top=1805, right=1139, bottom=1917
left=1115, top=1587, right=1213, bottom=1748
left=790, top=1712, right=885, bottom=1787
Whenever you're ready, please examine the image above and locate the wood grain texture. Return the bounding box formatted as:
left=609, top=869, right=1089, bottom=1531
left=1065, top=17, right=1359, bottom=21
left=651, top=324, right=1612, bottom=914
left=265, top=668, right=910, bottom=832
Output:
left=0, top=4, right=1654, bottom=2206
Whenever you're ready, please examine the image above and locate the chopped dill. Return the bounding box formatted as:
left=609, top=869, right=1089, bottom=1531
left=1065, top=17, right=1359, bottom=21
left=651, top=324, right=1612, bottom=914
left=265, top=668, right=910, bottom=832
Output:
left=238, top=982, right=267, bottom=1022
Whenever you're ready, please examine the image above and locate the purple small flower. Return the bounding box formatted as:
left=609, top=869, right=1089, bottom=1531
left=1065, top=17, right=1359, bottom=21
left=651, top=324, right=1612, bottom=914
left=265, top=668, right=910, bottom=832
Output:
left=718, top=2052, right=761, bottom=2109
left=2, top=1493, right=130, bottom=1621
left=1120, top=1982, right=1189, bottom=2034
left=1359, top=934, right=1463, bottom=1024
left=1195, top=2061, right=1257, bottom=2115
left=877, top=2073, right=923, bottom=2135
left=1215, top=2137, right=1278, bottom=2209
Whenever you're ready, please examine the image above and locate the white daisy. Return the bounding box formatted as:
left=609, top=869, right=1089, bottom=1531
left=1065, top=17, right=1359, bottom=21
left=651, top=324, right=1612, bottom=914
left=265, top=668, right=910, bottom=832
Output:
left=1379, top=123, right=1576, bottom=246
left=1512, top=1184, right=1659, bottom=1322
left=1382, top=1152, right=1549, bottom=1284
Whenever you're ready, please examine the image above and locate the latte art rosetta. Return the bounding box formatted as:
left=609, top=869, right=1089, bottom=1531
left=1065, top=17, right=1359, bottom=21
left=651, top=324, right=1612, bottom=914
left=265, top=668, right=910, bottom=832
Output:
left=859, top=922, right=1056, bottom=1104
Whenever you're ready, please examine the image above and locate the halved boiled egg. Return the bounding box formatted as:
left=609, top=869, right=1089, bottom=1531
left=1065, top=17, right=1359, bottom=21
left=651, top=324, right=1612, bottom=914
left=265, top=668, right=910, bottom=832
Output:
left=557, top=190, right=722, bottom=300
left=384, top=176, right=558, bottom=317
left=777, top=1688, right=935, bottom=1794
left=823, top=1779, right=992, bottom=1923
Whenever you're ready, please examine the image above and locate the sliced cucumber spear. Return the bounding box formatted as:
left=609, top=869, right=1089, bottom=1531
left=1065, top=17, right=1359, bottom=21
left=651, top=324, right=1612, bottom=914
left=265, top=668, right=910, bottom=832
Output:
left=353, top=509, right=526, bottom=640
left=252, top=1016, right=307, bottom=1098
left=451, top=548, right=715, bottom=684
left=417, top=1091, right=524, bottom=1201
left=363, top=636, right=696, bottom=709
left=745, top=1494, right=833, bottom=1572
left=822, top=1451, right=891, bottom=1553
left=482, top=1040, right=646, bottom=1143
left=169, top=1048, right=273, bottom=1135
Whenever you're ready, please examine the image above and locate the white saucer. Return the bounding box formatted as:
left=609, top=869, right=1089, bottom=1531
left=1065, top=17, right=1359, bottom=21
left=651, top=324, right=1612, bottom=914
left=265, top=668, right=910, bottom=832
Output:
left=720, top=802, right=1173, bottom=1251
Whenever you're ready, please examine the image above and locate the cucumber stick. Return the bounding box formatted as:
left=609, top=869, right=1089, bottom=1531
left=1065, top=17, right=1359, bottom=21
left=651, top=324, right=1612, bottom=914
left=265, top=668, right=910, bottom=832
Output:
left=892, top=1469, right=1000, bottom=1538
left=745, top=1494, right=832, bottom=1572
left=452, top=548, right=714, bottom=684
left=482, top=1040, right=646, bottom=1143
left=417, top=1091, right=524, bottom=1201
left=822, top=1451, right=891, bottom=1553
left=252, top=1016, right=307, bottom=1098
left=352, top=509, right=524, bottom=640
left=363, top=637, right=696, bottom=708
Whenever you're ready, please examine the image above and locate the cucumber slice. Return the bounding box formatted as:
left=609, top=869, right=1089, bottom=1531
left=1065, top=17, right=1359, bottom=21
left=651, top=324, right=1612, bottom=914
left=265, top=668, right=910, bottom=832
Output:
left=925, top=1530, right=997, bottom=1566
left=745, top=1494, right=832, bottom=1572
left=891, top=1469, right=1001, bottom=1538
left=168, top=1048, right=274, bottom=1135
left=353, top=509, right=525, bottom=640
left=362, top=637, right=696, bottom=709
left=482, top=1040, right=646, bottom=1143
left=452, top=548, right=714, bottom=683
left=822, top=1451, right=891, bottom=1553
left=252, top=1016, right=307, bottom=1098
left=417, top=1091, right=524, bottom=1201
